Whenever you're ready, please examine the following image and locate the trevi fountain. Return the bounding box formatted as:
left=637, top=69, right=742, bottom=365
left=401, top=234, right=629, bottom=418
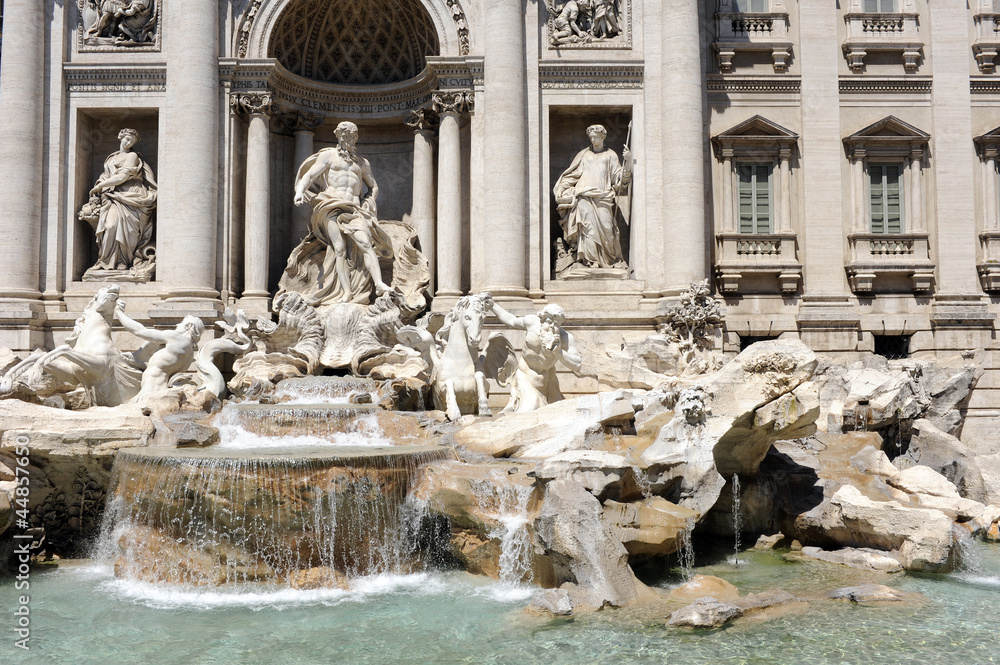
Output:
left=2, top=1, right=1000, bottom=664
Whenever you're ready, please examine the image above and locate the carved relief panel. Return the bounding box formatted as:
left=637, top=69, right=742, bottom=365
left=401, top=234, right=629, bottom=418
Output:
left=78, top=0, right=160, bottom=52
left=545, top=0, right=632, bottom=50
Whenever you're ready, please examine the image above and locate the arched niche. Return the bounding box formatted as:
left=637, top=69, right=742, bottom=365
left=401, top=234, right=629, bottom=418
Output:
left=237, top=0, right=462, bottom=63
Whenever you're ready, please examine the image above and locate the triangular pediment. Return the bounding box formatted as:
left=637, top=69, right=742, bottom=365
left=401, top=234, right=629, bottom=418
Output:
left=976, top=126, right=1000, bottom=142
left=716, top=115, right=798, bottom=139
left=846, top=116, right=929, bottom=142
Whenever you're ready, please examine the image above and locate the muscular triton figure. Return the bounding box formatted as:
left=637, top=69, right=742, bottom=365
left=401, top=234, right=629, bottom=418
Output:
left=293, top=121, right=393, bottom=304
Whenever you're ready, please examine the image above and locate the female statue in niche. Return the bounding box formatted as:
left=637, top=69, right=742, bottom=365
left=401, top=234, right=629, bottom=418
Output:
left=80, top=128, right=158, bottom=281
left=553, top=124, right=631, bottom=277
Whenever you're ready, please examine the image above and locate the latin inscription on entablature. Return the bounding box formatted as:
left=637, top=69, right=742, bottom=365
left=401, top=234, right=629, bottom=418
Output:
left=538, top=63, right=643, bottom=90
left=545, top=0, right=632, bottom=50
left=65, top=65, right=167, bottom=93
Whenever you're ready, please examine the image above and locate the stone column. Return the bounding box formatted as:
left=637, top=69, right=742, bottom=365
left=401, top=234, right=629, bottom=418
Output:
left=850, top=151, right=866, bottom=234
left=720, top=150, right=734, bottom=233
left=662, top=0, right=707, bottom=290
left=0, top=0, right=45, bottom=301
left=985, top=152, right=999, bottom=232
left=433, top=92, right=472, bottom=298
left=233, top=92, right=273, bottom=311
left=155, top=0, right=220, bottom=309
left=908, top=147, right=924, bottom=233
left=778, top=148, right=792, bottom=233
left=482, top=0, right=528, bottom=297
left=404, top=108, right=439, bottom=292
left=281, top=111, right=324, bottom=243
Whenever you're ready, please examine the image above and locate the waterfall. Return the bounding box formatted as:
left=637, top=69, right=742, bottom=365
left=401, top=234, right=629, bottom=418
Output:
left=732, top=474, right=742, bottom=566
left=678, top=516, right=696, bottom=581
left=472, top=477, right=534, bottom=588
left=214, top=402, right=392, bottom=449
left=853, top=400, right=872, bottom=432
left=96, top=445, right=450, bottom=586
left=274, top=376, right=378, bottom=404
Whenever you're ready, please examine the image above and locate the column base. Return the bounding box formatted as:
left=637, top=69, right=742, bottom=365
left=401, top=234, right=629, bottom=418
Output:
left=482, top=286, right=530, bottom=300
left=149, top=295, right=225, bottom=326
left=0, top=298, right=47, bottom=352
left=930, top=294, right=996, bottom=329
left=795, top=295, right=861, bottom=352
left=238, top=292, right=273, bottom=316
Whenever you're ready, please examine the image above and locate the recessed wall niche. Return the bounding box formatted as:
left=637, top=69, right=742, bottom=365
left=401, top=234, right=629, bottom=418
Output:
left=73, top=109, right=159, bottom=282
left=547, top=106, right=633, bottom=280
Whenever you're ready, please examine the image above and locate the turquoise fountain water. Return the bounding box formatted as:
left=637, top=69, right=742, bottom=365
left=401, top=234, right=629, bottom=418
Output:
left=4, top=379, right=999, bottom=664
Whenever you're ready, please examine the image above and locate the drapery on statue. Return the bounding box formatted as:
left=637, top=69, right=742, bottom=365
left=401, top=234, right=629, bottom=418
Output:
left=288, top=121, right=395, bottom=305
left=553, top=124, right=631, bottom=276
left=79, top=128, right=157, bottom=280
left=486, top=296, right=583, bottom=413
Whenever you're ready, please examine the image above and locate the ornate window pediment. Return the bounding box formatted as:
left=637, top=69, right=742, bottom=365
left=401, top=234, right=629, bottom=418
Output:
left=844, top=116, right=929, bottom=157
left=269, top=0, right=440, bottom=86
left=844, top=116, right=933, bottom=294
left=714, top=115, right=798, bottom=154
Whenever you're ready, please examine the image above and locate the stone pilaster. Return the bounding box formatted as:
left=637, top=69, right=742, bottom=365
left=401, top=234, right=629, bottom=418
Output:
left=433, top=92, right=472, bottom=298
left=0, top=0, right=47, bottom=348
left=153, top=0, right=222, bottom=318
left=661, top=0, right=707, bottom=291
left=927, top=3, right=994, bottom=339
left=281, top=111, right=324, bottom=244
left=795, top=0, right=857, bottom=351
left=233, top=92, right=273, bottom=312
left=404, top=107, right=439, bottom=293
left=482, top=0, right=528, bottom=298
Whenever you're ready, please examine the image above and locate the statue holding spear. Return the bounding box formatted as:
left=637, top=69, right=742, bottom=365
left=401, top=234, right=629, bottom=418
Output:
left=553, top=122, right=633, bottom=276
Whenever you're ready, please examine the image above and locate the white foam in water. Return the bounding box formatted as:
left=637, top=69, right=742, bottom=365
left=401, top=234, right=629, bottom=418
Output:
left=76, top=564, right=529, bottom=610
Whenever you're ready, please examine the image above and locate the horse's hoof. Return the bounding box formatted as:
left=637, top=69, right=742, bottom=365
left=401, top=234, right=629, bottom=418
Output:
left=479, top=405, right=493, bottom=417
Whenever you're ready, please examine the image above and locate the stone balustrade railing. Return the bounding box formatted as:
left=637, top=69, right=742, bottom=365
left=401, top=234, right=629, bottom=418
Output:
left=713, top=11, right=791, bottom=73
left=974, top=12, right=1000, bottom=73
left=847, top=232, right=934, bottom=293
left=843, top=12, right=922, bottom=72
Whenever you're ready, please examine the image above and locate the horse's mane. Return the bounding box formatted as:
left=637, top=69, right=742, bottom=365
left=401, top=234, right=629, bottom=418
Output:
left=435, top=293, right=491, bottom=348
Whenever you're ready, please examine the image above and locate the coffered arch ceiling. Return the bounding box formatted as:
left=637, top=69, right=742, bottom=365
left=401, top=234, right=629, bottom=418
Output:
left=268, top=0, right=441, bottom=86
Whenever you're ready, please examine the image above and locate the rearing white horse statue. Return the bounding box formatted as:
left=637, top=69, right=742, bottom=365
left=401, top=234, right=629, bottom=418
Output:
left=397, top=293, right=510, bottom=421
left=1, top=285, right=141, bottom=406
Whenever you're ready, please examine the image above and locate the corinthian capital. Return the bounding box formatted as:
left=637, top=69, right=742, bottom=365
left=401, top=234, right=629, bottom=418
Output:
left=230, top=91, right=273, bottom=118
left=279, top=110, right=324, bottom=133
left=404, top=107, right=440, bottom=131
left=431, top=90, right=474, bottom=115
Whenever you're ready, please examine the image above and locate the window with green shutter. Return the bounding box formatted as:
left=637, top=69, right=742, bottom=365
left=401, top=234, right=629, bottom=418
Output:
left=737, top=163, right=772, bottom=234
left=734, top=0, right=769, bottom=12
left=863, top=0, right=897, bottom=12
left=869, top=163, right=903, bottom=234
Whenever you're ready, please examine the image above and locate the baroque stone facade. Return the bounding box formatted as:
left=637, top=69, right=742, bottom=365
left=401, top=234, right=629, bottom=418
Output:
left=1, top=0, right=1000, bottom=438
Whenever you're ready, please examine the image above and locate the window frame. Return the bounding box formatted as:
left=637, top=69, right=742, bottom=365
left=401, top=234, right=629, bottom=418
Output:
left=736, top=161, right=775, bottom=235
left=867, top=161, right=905, bottom=235
left=733, top=0, right=770, bottom=12
left=863, top=0, right=898, bottom=12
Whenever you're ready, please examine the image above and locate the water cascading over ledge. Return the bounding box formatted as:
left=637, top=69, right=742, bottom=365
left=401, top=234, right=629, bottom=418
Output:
left=97, top=445, right=451, bottom=586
